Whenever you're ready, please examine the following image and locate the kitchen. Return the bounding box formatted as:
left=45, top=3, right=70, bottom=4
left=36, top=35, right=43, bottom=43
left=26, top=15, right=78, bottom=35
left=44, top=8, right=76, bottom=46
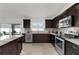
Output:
left=22, top=3, right=79, bottom=55
left=0, top=3, right=79, bottom=55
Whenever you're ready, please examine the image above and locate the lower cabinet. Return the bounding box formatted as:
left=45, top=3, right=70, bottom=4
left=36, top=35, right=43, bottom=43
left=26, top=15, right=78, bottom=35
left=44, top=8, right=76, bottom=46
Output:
left=0, top=36, right=23, bottom=55
left=17, top=37, right=22, bottom=54
left=50, top=34, right=55, bottom=46
left=65, top=40, right=79, bottom=55
left=33, top=34, right=51, bottom=43
left=22, top=33, right=25, bottom=43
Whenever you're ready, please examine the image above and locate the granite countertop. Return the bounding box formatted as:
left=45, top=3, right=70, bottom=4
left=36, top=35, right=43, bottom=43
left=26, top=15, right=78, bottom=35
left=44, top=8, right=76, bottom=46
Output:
left=0, top=35, right=23, bottom=46
left=50, top=33, right=58, bottom=36
left=50, top=33, right=79, bottom=45
left=31, top=31, right=49, bottom=34
left=61, top=36, right=79, bottom=45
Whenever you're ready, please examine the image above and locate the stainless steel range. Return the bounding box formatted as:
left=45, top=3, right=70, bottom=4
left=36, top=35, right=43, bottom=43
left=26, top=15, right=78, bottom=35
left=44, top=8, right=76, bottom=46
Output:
left=55, top=36, right=65, bottom=55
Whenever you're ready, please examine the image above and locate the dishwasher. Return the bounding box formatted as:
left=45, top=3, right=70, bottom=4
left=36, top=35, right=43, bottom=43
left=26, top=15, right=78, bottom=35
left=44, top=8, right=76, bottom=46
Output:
left=25, top=33, right=32, bottom=42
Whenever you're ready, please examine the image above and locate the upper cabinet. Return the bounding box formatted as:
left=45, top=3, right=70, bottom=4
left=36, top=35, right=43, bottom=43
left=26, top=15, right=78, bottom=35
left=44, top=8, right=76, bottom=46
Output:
left=45, top=19, right=58, bottom=28
left=52, top=19, right=58, bottom=28
left=53, top=4, right=79, bottom=27
left=23, top=19, right=30, bottom=28
left=45, top=20, right=53, bottom=28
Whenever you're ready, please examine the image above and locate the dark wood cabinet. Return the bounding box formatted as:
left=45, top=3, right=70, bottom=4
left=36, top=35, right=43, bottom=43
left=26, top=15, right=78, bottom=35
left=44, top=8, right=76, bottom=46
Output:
left=65, top=40, right=79, bottom=55
left=23, top=19, right=30, bottom=28
left=0, top=36, right=23, bottom=55
left=45, top=19, right=58, bottom=28
left=52, top=20, right=58, bottom=28
left=17, top=37, right=22, bottom=54
left=53, top=4, right=79, bottom=27
left=45, top=20, right=53, bottom=28
left=33, top=34, right=51, bottom=43
left=0, top=40, right=18, bottom=55
left=22, top=33, right=25, bottom=43
left=50, top=34, right=55, bottom=46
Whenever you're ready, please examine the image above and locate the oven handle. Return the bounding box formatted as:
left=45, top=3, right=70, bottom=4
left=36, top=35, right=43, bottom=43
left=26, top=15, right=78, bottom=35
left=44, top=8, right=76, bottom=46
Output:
left=55, top=36, right=64, bottom=42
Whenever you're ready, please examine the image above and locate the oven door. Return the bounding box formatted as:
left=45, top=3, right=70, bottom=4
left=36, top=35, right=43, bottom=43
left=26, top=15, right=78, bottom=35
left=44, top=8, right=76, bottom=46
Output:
left=55, top=37, right=65, bottom=55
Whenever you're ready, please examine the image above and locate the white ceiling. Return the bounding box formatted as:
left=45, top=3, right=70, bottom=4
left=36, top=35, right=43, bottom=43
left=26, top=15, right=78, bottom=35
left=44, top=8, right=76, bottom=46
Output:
left=0, top=3, right=75, bottom=19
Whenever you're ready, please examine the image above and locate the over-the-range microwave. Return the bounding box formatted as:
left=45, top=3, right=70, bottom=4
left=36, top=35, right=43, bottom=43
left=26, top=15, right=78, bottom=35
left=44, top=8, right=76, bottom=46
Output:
left=59, top=16, right=74, bottom=28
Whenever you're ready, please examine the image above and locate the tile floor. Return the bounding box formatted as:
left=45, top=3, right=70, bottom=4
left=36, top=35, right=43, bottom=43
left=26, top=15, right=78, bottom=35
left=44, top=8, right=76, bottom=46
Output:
left=20, top=43, right=58, bottom=55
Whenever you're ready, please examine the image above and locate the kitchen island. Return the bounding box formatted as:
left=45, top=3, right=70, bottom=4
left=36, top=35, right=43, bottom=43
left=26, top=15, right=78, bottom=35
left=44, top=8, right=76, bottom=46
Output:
left=0, top=35, right=24, bottom=55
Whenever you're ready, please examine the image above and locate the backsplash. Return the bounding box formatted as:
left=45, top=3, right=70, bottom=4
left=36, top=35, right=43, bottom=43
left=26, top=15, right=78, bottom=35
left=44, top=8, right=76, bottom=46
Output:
left=24, top=27, right=79, bottom=35
left=59, top=27, right=79, bottom=36
left=45, top=28, right=58, bottom=33
left=24, top=28, right=58, bottom=34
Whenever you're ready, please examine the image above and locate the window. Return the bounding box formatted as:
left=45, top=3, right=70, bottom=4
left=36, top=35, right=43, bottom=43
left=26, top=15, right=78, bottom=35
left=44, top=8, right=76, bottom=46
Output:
left=31, top=19, right=45, bottom=31
left=0, top=24, right=21, bottom=37
left=0, top=24, right=11, bottom=40
left=0, top=24, right=12, bottom=36
left=12, top=24, right=21, bottom=35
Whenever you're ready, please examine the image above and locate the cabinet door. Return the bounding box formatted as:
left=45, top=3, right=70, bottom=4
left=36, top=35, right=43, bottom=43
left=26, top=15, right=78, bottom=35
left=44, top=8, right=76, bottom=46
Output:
left=71, top=42, right=79, bottom=55
left=65, top=41, right=79, bottom=55
left=50, top=35, right=55, bottom=46
left=1, top=45, right=10, bottom=55
left=17, top=37, right=22, bottom=54
left=45, top=20, right=53, bottom=28
left=0, top=47, right=2, bottom=55
left=23, top=19, right=30, bottom=28
left=33, top=34, right=51, bottom=43
left=53, top=20, right=59, bottom=28
left=22, top=34, right=25, bottom=43
left=0, top=37, right=23, bottom=55
left=1, top=40, right=18, bottom=55
left=10, top=44, right=18, bottom=55
left=65, top=41, right=75, bottom=55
